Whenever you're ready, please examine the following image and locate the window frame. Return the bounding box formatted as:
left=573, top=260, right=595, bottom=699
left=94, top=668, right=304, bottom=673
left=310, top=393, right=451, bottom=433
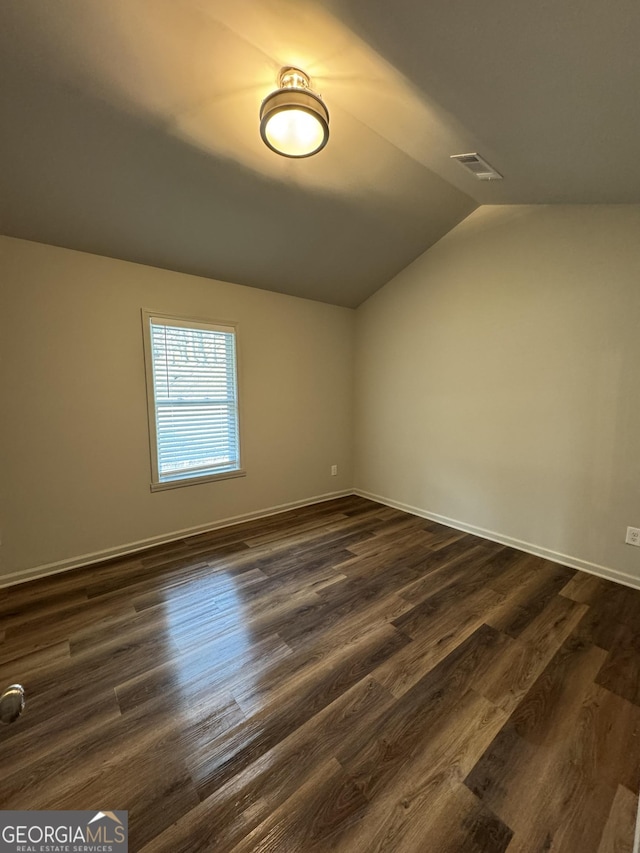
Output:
left=141, top=309, right=246, bottom=492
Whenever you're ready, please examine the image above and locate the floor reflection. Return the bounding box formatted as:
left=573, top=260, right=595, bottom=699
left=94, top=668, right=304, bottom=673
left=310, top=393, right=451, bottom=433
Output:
left=162, top=568, right=253, bottom=694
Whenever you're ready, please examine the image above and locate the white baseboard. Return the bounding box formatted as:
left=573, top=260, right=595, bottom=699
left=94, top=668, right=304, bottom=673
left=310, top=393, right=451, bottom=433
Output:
left=354, top=489, right=640, bottom=592
left=0, top=489, right=353, bottom=589
left=6, top=488, right=639, bottom=593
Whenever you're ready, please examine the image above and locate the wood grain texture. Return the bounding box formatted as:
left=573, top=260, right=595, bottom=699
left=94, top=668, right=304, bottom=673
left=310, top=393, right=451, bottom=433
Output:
left=1, top=495, right=639, bottom=852
left=597, top=785, right=638, bottom=853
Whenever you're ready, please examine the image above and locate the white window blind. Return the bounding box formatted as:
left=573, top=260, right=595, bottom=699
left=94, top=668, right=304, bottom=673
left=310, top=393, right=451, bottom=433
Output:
left=145, top=314, right=241, bottom=486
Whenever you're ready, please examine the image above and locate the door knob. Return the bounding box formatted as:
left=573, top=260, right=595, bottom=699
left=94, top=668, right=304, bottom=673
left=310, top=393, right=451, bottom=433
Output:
left=0, top=684, right=25, bottom=724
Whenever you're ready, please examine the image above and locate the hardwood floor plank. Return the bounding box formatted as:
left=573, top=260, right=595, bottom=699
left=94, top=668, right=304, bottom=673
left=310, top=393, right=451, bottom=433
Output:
left=596, top=625, right=640, bottom=706
left=114, top=632, right=293, bottom=715
left=500, top=633, right=607, bottom=747
left=227, top=758, right=369, bottom=853
left=397, top=542, right=508, bottom=604
left=337, top=625, right=508, bottom=798
left=142, top=675, right=394, bottom=853
left=141, top=783, right=270, bottom=853
left=157, top=584, right=324, bottom=656
left=189, top=623, right=410, bottom=801
left=417, top=783, right=513, bottom=853
left=278, top=586, right=413, bottom=657
left=585, top=686, right=640, bottom=797
left=1, top=594, right=138, bottom=657
left=561, top=570, right=609, bottom=604
left=0, top=571, right=95, bottom=616
left=473, top=594, right=588, bottom=713
left=0, top=638, right=70, bottom=682
left=0, top=587, right=89, bottom=631
left=574, top=580, right=640, bottom=651
left=374, top=585, right=507, bottom=697
left=339, top=779, right=513, bottom=853
left=343, top=521, right=435, bottom=557
left=123, top=565, right=268, bottom=617
left=0, top=685, right=123, bottom=773
left=242, top=511, right=351, bottom=547
left=1, top=687, right=212, bottom=847
left=464, top=634, right=639, bottom=853
left=334, top=688, right=508, bottom=852
left=597, top=784, right=638, bottom=853
left=485, top=560, right=575, bottom=638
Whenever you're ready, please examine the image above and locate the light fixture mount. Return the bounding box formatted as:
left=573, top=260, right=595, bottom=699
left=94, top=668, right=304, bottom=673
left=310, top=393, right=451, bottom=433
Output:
left=278, top=67, right=311, bottom=90
left=260, top=66, right=329, bottom=159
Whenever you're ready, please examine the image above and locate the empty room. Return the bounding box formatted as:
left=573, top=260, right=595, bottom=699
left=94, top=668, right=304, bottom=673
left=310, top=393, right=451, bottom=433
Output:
left=1, top=1, right=640, bottom=851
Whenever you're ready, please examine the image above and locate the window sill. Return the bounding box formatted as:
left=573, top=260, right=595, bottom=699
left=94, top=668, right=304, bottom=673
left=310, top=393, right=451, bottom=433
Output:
left=150, top=469, right=247, bottom=492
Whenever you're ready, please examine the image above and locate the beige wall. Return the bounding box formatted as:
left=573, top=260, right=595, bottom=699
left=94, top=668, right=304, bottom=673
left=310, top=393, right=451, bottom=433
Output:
left=0, top=236, right=354, bottom=583
left=354, top=205, right=640, bottom=584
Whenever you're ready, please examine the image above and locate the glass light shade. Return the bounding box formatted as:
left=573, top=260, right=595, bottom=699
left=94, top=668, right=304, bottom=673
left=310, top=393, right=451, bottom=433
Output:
left=260, top=76, right=329, bottom=158
left=263, top=108, right=326, bottom=157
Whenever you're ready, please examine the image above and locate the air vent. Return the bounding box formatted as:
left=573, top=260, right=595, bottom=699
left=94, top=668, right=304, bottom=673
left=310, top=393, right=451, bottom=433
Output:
left=450, top=152, right=502, bottom=181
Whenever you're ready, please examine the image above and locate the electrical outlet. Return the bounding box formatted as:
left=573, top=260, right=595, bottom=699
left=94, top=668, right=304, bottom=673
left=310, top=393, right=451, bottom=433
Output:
left=626, top=527, right=640, bottom=546
left=331, top=465, right=338, bottom=476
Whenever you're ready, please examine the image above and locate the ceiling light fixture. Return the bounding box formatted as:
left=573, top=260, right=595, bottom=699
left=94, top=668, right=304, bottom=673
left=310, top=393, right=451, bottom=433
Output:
left=260, top=67, right=329, bottom=158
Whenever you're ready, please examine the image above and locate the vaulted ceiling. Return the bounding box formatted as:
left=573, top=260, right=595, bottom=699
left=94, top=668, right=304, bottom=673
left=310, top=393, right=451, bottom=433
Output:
left=1, top=0, right=639, bottom=307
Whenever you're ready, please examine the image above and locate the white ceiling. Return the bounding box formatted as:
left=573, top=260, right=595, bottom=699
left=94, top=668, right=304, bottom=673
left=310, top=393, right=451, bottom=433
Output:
left=1, top=0, right=638, bottom=307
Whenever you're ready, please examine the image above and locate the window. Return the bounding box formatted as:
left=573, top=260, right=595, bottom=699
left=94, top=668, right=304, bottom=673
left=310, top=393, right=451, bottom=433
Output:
left=142, top=311, right=244, bottom=490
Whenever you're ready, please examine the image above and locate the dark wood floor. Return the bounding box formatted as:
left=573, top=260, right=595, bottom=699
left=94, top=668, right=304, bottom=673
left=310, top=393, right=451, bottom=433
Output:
left=2, top=496, right=640, bottom=852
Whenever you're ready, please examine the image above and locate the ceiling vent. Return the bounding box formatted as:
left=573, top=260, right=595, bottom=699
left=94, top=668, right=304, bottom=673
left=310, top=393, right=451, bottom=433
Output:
left=450, top=152, right=502, bottom=181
